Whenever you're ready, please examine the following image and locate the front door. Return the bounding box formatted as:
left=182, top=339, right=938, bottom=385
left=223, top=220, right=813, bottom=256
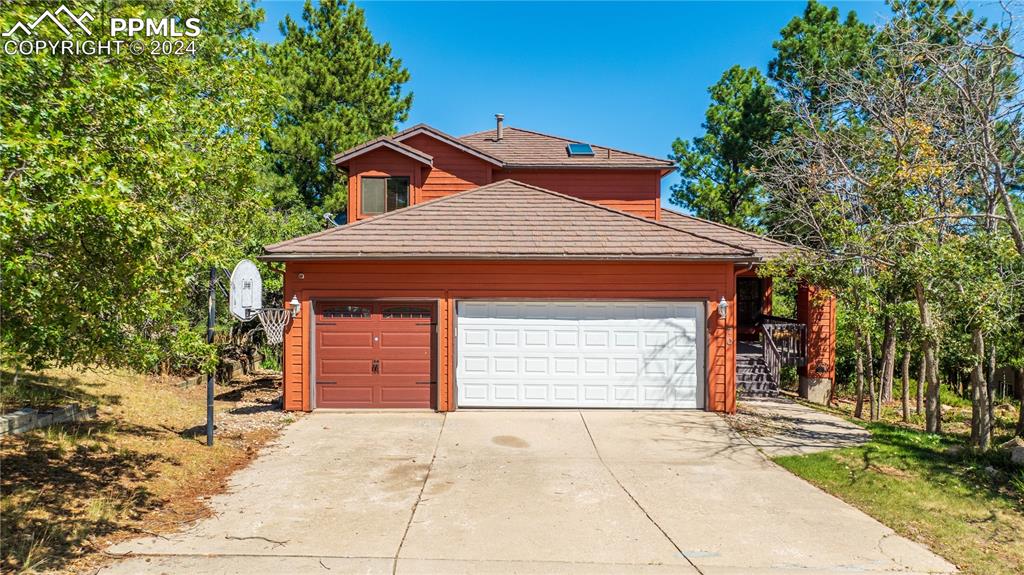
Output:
left=736, top=277, right=763, bottom=329
left=314, top=302, right=434, bottom=408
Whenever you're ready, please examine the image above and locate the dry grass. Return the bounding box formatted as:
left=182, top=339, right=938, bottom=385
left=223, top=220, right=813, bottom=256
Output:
left=0, top=368, right=297, bottom=574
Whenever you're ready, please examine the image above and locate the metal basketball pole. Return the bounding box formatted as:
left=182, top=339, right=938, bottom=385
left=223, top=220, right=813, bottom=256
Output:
left=207, top=266, right=215, bottom=447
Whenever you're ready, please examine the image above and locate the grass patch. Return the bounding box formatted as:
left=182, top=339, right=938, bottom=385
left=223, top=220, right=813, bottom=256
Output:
left=774, top=421, right=1024, bottom=575
left=0, top=367, right=293, bottom=574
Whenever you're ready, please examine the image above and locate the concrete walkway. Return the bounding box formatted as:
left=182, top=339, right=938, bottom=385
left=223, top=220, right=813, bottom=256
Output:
left=101, top=410, right=954, bottom=574
left=736, top=396, right=871, bottom=457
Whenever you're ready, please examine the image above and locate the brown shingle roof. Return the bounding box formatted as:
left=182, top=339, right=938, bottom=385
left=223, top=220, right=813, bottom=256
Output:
left=658, top=208, right=795, bottom=261
left=459, top=127, right=675, bottom=169
left=262, top=181, right=754, bottom=261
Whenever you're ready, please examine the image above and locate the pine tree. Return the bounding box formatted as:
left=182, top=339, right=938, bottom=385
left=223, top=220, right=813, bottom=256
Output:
left=669, top=66, right=784, bottom=231
left=268, top=0, right=412, bottom=213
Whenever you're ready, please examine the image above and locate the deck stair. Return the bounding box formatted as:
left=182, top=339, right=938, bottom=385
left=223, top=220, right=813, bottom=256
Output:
left=738, top=343, right=778, bottom=397
left=737, top=317, right=808, bottom=398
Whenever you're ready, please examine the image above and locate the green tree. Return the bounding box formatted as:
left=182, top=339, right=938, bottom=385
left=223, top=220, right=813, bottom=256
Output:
left=669, top=66, right=784, bottom=230
left=269, top=0, right=413, bottom=213
left=768, top=0, right=873, bottom=107
left=760, top=1, right=1024, bottom=442
left=0, top=1, right=319, bottom=372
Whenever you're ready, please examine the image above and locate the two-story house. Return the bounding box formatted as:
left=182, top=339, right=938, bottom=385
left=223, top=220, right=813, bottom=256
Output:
left=261, top=116, right=836, bottom=413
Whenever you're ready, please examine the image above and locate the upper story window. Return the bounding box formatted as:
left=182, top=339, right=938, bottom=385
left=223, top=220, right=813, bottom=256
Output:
left=362, top=176, right=409, bottom=215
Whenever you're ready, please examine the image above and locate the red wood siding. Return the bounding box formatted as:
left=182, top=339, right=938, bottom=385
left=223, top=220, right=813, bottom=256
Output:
left=401, top=134, right=491, bottom=202
left=493, top=169, right=662, bottom=219
left=798, top=283, right=837, bottom=381
left=282, top=272, right=305, bottom=411
left=346, top=148, right=425, bottom=221
left=343, top=140, right=664, bottom=220
left=281, top=260, right=737, bottom=413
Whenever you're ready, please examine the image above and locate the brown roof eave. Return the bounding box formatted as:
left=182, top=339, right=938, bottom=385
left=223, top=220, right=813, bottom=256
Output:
left=332, top=138, right=433, bottom=167
left=258, top=253, right=760, bottom=263
left=503, top=163, right=673, bottom=170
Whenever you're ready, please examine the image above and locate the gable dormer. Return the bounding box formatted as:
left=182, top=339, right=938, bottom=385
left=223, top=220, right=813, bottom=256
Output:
left=332, top=117, right=674, bottom=221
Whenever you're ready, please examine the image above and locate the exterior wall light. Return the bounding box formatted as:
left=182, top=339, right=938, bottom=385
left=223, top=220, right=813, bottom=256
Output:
left=718, top=296, right=729, bottom=322
left=289, top=295, right=301, bottom=318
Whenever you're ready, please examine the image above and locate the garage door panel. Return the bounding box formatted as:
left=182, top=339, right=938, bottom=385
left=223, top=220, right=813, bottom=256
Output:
left=583, top=330, right=609, bottom=347
left=380, top=331, right=431, bottom=349
left=462, top=356, right=488, bottom=373
left=378, top=386, right=430, bottom=405
left=554, top=357, right=579, bottom=374
left=614, top=358, right=639, bottom=375
left=321, top=331, right=374, bottom=348
left=613, top=331, right=639, bottom=348
left=523, top=385, right=549, bottom=400
left=462, top=329, right=489, bottom=346
left=523, top=330, right=548, bottom=346
left=320, top=358, right=371, bottom=376
left=493, top=357, right=518, bottom=373
left=492, top=384, right=519, bottom=400
left=614, top=387, right=637, bottom=401
left=461, top=383, right=488, bottom=401
left=523, top=357, right=548, bottom=374
left=318, top=384, right=374, bottom=406
left=456, top=301, right=704, bottom=409
left=554, top=331, right=578, bottom=347
left=382, top=358, right=431, bottom=375
left=492, top=330, right=518, bottom=346
left=584, top=357, right=609, bottom=375
left=554, top=385, right=578, bottom=401
left=642, top=359, right=668, bottom=376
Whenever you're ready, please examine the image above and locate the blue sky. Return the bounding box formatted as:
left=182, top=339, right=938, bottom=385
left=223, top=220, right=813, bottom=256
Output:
left=251, top=1, right=938, bottom=203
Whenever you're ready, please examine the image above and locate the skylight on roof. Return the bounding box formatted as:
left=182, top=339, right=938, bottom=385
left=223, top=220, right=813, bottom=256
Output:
left=566, top=143, right=595, bottom=157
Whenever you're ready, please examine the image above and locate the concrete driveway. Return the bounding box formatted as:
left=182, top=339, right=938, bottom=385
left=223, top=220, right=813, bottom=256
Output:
left=103, top=410, right=955, bottom=574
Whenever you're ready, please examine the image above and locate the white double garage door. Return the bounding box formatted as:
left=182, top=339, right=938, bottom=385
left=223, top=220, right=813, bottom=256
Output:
left=456, top=301, right=705, bottom=409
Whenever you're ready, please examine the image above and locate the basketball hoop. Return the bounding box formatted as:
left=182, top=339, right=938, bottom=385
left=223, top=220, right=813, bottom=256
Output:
left=230, top=259, right=299, bottom=345
left=256, top=308, right=292, bottom=345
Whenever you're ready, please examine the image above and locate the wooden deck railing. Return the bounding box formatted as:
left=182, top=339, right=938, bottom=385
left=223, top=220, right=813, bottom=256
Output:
left=760, top=324, right=782, bottom=389
left=759, top=315, right=807, bottom=366
left=757, top=315, right=808, bottom=391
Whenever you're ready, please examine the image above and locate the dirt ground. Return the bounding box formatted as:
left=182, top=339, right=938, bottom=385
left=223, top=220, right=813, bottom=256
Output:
left=0, top=367, right=300, bottom=574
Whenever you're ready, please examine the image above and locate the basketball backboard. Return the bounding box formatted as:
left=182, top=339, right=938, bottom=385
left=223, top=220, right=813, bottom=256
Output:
left=229, top=259, right=262, bottom=321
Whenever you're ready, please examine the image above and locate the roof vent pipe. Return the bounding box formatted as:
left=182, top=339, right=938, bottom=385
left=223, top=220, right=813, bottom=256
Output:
left=495, top=113, right=504, bottom=141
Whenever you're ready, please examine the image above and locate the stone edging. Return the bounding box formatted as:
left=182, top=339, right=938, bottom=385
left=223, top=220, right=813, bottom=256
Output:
left=1, top=403, right=97, bottom=436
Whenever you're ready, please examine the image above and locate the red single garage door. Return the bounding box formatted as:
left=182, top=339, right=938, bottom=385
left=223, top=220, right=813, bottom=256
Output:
left=314, top=302, right=434, bottom=408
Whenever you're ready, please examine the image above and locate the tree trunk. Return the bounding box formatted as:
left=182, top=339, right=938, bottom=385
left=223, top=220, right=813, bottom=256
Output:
left=867, top=331, right=878, bottom=421
left=916, top=352, right=925, bottom=415
left=880, top=315, right=896, bottom=404
left=915, top=283, right=941, bottom=434
left=986, top=341, right=996, bottom=427
left=970, top=329, right=991, bottom=450
left=854, top=331, right=865, bottom=419
left=901, top=348, right=911, bottom=423
left=1016, top=367, right=1024, bottom=438
left=995, top=175, right=1024, bottom=257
